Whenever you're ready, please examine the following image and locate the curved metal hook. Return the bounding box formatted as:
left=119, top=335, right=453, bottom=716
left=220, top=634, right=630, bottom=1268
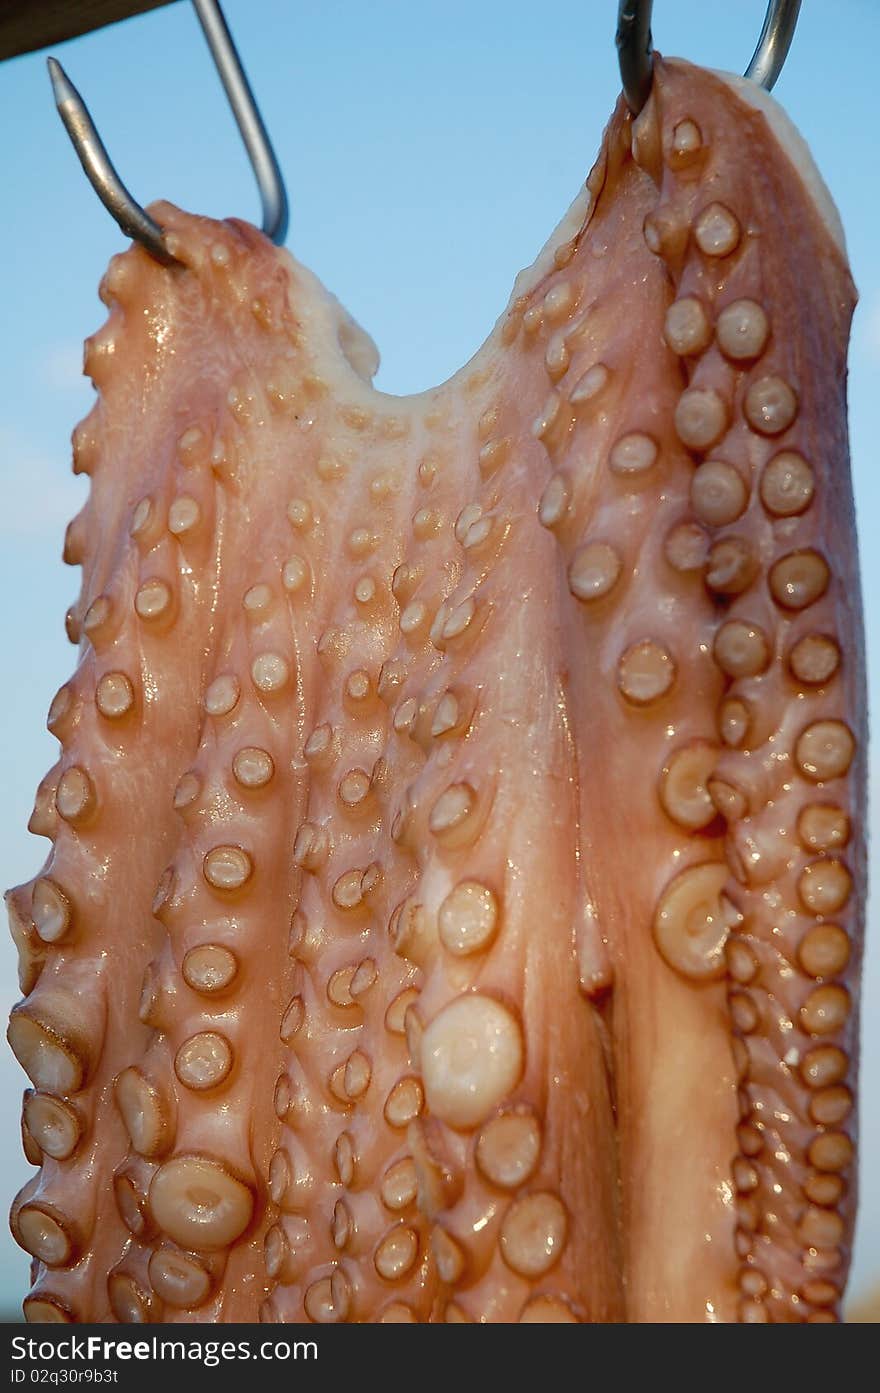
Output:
left=616, top=0, right=803, bottom=115
left=743, top=0, right=803, bottom=90
left=48, top=56, right=175, bottom=265
left=191, top=0, right=287, bottom=245
left=48, top=0, right=288, bottom=267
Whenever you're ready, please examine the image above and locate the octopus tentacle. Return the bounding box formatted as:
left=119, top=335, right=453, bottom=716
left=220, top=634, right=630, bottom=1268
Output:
left=7, top=57, right=864, bottom=1323
left=626, top=63, right=863, bottom=1323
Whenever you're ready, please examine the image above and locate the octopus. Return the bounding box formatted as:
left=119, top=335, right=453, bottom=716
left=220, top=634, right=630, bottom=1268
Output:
left=6, top=57, right=865, bottom=1323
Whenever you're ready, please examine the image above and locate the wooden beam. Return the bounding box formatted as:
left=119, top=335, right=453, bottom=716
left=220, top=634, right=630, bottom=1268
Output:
left=0, top=1, right=178, bottom=62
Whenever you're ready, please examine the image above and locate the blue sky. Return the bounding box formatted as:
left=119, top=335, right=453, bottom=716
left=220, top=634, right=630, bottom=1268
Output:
left=1, top=0, right=878, bottom=1315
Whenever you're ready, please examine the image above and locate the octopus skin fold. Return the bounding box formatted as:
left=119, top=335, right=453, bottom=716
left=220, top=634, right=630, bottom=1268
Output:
left=6, top=56, right=865, bottom=1324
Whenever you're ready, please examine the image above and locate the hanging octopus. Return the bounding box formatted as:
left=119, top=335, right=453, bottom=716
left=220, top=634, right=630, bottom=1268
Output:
left=6, top=56, right=865, bottom=1323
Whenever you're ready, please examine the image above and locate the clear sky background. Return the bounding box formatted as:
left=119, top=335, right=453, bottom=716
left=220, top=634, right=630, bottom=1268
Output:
left=0, top=0, right=877, bottom=1317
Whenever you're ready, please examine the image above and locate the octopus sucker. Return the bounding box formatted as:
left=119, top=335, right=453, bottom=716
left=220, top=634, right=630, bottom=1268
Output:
left=7, top=57, right=864, bottom=1323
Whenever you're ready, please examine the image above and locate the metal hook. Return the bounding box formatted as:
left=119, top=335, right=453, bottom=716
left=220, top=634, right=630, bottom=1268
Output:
left=48, top=0, right=288, bottom=267
left=616, top=0, right=803, bottom=115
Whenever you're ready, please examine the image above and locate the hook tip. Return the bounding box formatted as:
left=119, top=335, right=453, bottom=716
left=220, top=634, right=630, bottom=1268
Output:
left=47, top=56, right=76, bottom=109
